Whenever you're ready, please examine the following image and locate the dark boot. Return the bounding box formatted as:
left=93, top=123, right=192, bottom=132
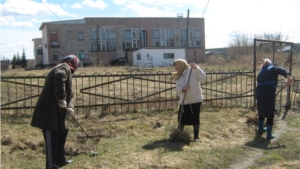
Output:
left=257, top=120, right=267, bottom=134
left=46, top=164, right=59, bottom=169
left=56, top=130, right=70, bottom=167
left=193, top=130, right=199, bottom=141
left=266, top=125, right=275, bottom=140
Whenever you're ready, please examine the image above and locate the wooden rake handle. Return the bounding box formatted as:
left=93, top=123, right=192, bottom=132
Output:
left=178, top=66, right=193, bottom=124
left=64, top=107, right=89, bottom=136
left=275, top=78, right=294, bottom=96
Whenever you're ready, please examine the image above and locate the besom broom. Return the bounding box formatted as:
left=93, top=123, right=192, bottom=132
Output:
left=169, top=63, right=193, bottom=145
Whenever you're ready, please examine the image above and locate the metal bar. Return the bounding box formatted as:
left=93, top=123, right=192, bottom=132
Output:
left=1, top=94, right=40, bottom=107
left=80, top=76, right=131, bottom=91
left=254, top=39, right=257, bottom=108
left=254, top=38, right=294, bottom=45
left=80, top=92, right=132, bottom=102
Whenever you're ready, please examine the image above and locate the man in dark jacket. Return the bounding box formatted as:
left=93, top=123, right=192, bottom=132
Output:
left=31, top=55, right=79, bottom=169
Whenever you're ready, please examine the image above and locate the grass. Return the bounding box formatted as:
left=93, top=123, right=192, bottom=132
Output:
left=2, top=107, right=300, bottom=169
left=249, top=110, right=300, bottom=169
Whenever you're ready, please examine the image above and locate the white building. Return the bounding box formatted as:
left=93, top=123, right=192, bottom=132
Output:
left=132, top=47, right=185, bottom=67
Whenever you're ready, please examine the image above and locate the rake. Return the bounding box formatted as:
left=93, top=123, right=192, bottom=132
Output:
left=275, top=78, right=294, bottom=119
left=64, top=107, right=104, bottom=139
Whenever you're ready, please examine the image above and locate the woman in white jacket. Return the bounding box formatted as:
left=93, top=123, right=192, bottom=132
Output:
left=172, top=59, right=206, bottom=141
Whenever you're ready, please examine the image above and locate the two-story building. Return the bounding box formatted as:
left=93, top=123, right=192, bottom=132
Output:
left=32, top=16, right=205, bottom=67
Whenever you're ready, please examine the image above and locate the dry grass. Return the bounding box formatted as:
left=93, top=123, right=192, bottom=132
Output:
left=1, top=54, right=300, bottom=169
left=0, top=108, right=252, bottom=168
left=2, top=107, right=299, bottom=169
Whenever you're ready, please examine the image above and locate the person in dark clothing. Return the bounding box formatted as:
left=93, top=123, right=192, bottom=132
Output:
left=31, top=55, right=80, bottom=169
left=172, top=59, right=206, bottom=141
left=255, top=58, right=293, bottom=139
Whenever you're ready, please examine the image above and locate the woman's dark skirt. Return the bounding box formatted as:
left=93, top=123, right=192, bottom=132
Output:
left=256, top=85, right=276, bottom=118
left=178, top=102, right=201, bottom=125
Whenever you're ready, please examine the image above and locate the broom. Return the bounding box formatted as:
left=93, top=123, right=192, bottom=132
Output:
left=169, top=65, right=193, bottom=144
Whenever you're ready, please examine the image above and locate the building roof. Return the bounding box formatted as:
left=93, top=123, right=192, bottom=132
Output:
left=32, top=37, right=42, bottom=41
left=39, top=17, right=204, bottom=30
left=39, top=18, right=86, bottom=30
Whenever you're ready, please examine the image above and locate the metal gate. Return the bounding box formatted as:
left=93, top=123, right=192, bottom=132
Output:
left=1, top=70, right=257, bottom=115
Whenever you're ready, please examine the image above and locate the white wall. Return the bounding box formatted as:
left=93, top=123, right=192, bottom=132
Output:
left=42, top=26, right=49, bottom=65
left=133, top=48, right=185, bottom=67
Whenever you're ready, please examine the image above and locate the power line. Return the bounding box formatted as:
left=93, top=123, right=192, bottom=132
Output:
left=202, top=0, right=210, bottom=17
left=1, top=45, right=33, bottom=53
left=39, top=0, right=61, bottom=21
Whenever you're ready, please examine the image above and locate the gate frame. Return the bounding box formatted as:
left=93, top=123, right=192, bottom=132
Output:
left=253, top=38, right=294, bottom=108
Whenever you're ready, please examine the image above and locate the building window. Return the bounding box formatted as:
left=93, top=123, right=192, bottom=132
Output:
left=100, top=29, right=116, bottom=51
left=163, top=53, right=174, bottom=59
left=52, top=51, right=59, bottom=61
left=136, top=53, right=141, bottom=60
left=51, top=31, right=57, bottom=41
left=89, top=29, right=116, bottom=51
left=152, top=28, right=175, bottom=47
left=78, top=31, right=84, bottom=41
left=89, top=29, right=98, bottom=51
left=50, top=31, right=60, bottom=47
left=78, top=50, right=85, bottom=59
left=37, top=49, right=43, bottom=55
left=180, top=28, right=202, bottom=48
left=122, top=28, right=145, bottom=50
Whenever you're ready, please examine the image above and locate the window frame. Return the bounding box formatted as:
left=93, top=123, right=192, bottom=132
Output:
left=180, top=28, right=202, bottom=48
left=163, top=53, right=174, bottom=59
left=52, top=51, right=59, bottom=61
left=152, top=28, right=175, bottom=47
left=78, top=50, right=85, bottom=59
left=122, top=28, right=145, bottom=50
left=78, top=31, right=84, bottom=41
left=51, top=31, right=58, bottom=41
left=89, top=29, right=117, bottom=52
left=136, top=53, right=141, bottom=60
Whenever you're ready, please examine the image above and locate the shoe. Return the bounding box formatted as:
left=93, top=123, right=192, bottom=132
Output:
left=57, top=159, right=73, bottom=167
left=194, top=138, right=199, bottom=142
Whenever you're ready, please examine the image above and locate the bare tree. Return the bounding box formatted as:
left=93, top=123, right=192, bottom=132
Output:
left=254, top=32, right=289, bottom=53
left=228, top=32, right=252, bottom=60
left=227, top=31, right=288, bottom=60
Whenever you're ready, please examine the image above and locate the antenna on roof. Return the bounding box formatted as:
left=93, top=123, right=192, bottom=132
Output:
left=177, top=13, right=183, bottom=18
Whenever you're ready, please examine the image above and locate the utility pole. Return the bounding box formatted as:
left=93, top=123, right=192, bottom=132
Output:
left=139, top=21, right=142, bottom=48
left=97, top=25, right=99, bottom=67
left=185, top=9, right=190, bottom=60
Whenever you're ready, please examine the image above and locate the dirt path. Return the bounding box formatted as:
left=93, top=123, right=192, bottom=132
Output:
left=228, top=115, right=288, bottom=169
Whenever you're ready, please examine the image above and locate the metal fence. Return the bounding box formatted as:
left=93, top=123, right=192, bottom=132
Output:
left=1, top=70, right=296, bottom=115
left=1, top=61, right=9, bottom=72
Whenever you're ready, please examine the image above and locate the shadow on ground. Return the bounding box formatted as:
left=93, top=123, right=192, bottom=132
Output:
left=142, top=139, right=187, bottom=152
left=245, top=134, right=286, bottom=150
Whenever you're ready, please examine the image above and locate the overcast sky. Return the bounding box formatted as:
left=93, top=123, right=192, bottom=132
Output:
left=1, top=0, right=299, bottom=60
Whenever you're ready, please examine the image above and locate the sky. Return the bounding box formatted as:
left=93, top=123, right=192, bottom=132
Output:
left=0, top=0, right=299, bottom=60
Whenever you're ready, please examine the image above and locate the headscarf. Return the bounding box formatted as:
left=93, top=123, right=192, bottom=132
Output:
left=172, top=59, right=189, bottom=81
left=60, top=55, right=80, bottom=73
